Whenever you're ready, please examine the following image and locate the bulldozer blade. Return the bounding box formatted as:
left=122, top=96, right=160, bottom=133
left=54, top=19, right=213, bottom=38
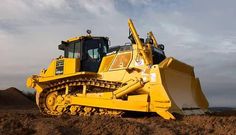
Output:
left=159, top=57, right=209, bottom=115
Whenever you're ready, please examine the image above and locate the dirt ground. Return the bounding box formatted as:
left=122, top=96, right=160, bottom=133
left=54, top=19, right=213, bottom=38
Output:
left=0, top=88, right=236, bottom=135
left=0, top=108, right=235, bottom=135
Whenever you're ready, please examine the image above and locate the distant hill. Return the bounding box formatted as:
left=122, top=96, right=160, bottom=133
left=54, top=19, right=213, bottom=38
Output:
left=0, top=87, right=35, bottom=109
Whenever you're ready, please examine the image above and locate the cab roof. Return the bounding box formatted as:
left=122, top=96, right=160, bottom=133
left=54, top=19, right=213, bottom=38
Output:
left=64, top=35, right=109, bottom=43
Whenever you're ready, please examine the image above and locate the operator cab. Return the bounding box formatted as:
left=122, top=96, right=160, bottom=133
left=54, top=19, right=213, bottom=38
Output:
left=58, top=36, right=109, bottom=72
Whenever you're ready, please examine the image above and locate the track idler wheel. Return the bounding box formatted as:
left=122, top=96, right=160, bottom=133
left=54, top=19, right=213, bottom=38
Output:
left=45, top=91, right=60, bottom=114
left=39, top=90, right=66, bottom=116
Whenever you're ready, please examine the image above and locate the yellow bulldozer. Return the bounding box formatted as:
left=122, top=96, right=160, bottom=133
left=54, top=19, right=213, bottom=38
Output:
left=26, top=19, right=208, bottom=120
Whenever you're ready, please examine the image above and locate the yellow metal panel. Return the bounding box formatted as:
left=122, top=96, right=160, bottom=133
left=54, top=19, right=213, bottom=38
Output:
left=43, top=60, right=56, bottom=77
left=63, top=58, right=80, bottom=74
left=78, top=92, right=113, bottom=99
left=66, top=36, right=84, bottom=42
left=158, top=58, right=209, bottom=113
left=98, top=54, right=115, bottom=73
left=159, top=57, right=194, bottom=76
left=38, top=72, right=99, bottom=82
left=128, top=94, right=148, bottom=102
left=69, top=96, right=149, bottom=112
left=99, top=70, right=127, bottom=82
left=192, top=78, right=209, bottom=109
left=65, top=36, right=108, bottom=43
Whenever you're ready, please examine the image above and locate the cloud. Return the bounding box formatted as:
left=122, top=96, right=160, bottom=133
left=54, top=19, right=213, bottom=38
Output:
left=0, top=0, right=30, bottom=20
left=32, top=0, right=68, bottom=9
left=126, top=0, right=152, bottom=5
left=77, top=0, right=118, bottom=16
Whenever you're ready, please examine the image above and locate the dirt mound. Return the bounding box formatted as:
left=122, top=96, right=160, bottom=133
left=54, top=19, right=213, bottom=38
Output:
left=0, top=109, right=235, bottom=135
left=0, top=87, right=35, bottom=108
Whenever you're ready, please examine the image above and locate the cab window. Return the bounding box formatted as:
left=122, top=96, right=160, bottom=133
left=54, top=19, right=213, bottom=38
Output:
left=63, top=41, right=81, bottom=58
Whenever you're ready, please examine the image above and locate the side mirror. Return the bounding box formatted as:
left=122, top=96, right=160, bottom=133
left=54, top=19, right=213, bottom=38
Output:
left=58, top=41, right=69, bottom=50
left=158, top=44, right=165, bottom=50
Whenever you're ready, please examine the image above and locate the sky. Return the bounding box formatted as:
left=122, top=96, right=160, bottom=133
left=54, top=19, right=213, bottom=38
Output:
left=0, top=0, right=235, bottom=107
